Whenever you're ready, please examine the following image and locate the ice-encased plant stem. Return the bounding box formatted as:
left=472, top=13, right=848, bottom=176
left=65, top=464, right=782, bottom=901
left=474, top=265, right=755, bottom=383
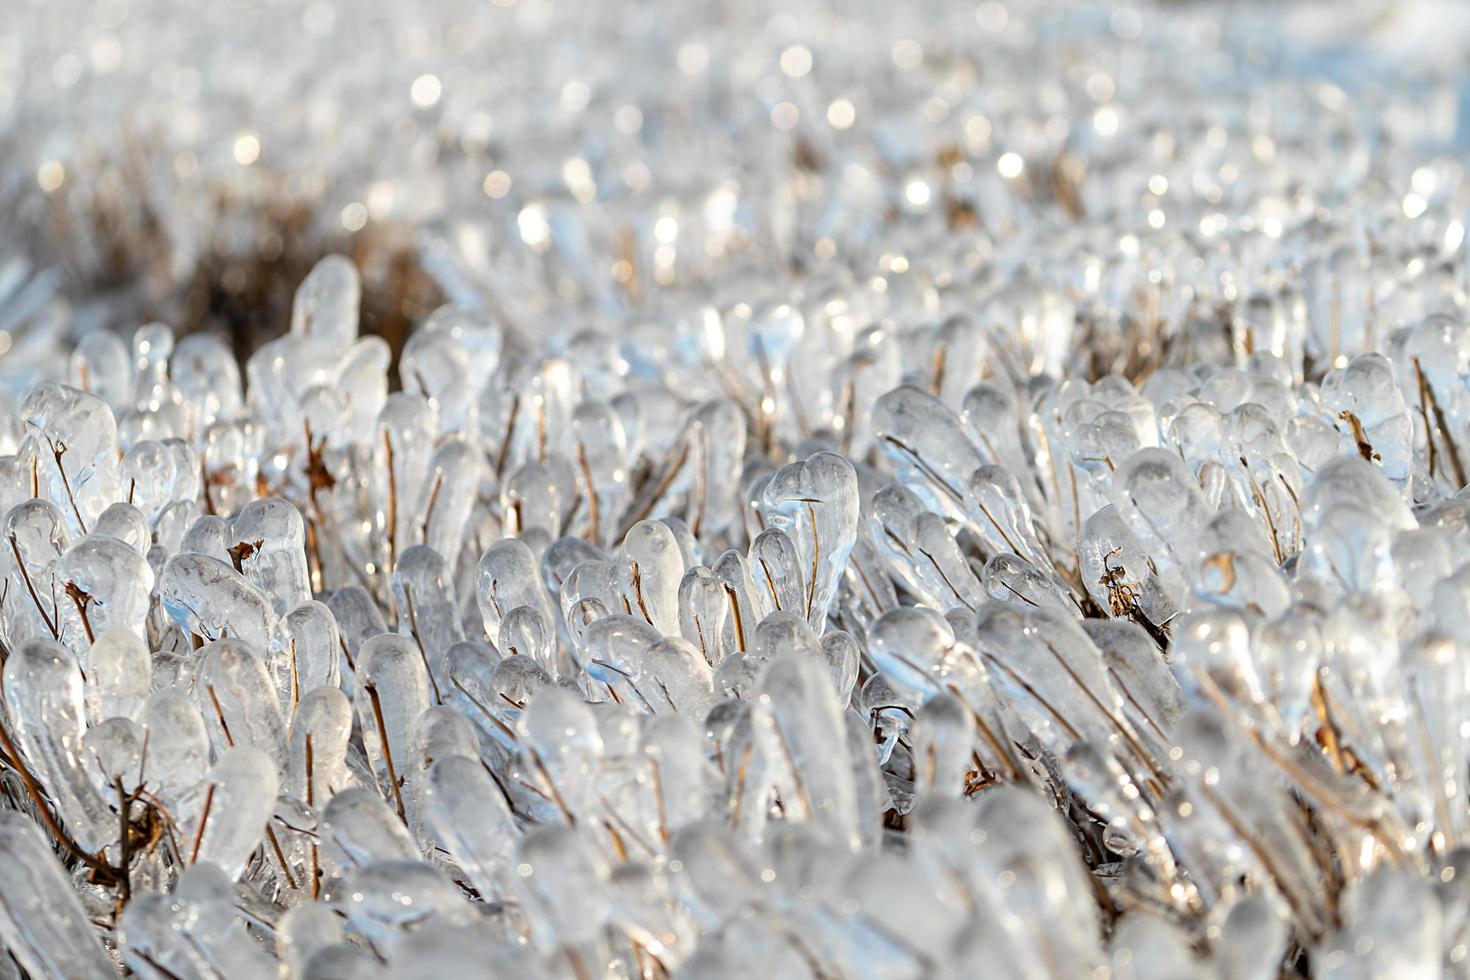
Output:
left=4, top=0, right=1470, bottom=977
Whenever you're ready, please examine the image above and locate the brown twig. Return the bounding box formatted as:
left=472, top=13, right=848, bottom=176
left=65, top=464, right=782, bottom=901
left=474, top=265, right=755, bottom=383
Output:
left=264, top=823, right=299, bottom=891
left=1413, top=357, right=1468, bottom=487
left=628, top=561, right=655, bottom=626
left=401, top=585, right=443, bottom=704
left=1338, top=410, right=1380, bottom=464
left=493, top=394, right=520, bottom=482
left=207, top=685, right=236, bottom=747
left=305, top=732, right=320, bottom=899
left=617, top=440, right=690, bottom=540
left=0, top=714, right=119, bottom=882
left=200, top=458, right=217, bottom=516
left=382, top=431, right=398, bottom=571
left=527, top=746, right=577, bottom=826
left=575, top=441, right=601, bottom=545
left=8, top=534, right=59, bottom=639
left=421, top=471, right=445, bottom=546
left=804, top=500, right=821, bottom=621
left=189, top=783, right=216, bottom=864
left=47, top=440, right=88, bottom=534
left=65, top=581, right=96, bottom=645
left=364, top=683, right=408, bottom=822
left=114, top=777, right=132, bottom=907
left=724, top=584, right=747, bottom=652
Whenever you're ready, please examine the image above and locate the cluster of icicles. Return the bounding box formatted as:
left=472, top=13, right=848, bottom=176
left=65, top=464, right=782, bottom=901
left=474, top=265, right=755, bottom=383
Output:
left=3, top=251, right=1470, bottom=979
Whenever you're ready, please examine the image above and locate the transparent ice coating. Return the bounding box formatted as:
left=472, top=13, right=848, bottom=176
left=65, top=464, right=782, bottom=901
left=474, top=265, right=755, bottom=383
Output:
left=760, top=451, right=860, bottom=629
left=978, top=601, right=1160, bottom=781
left=56, top=531, right=154, bottom=644
left=19, top=381, right=120, bottom=534
left=684, top=399, right=747, bottom=540
left=340, top=860, right=480, bottom=958
left=872, top=482, right=982, bottom=611
left=387, top=922, right=546, bottom=980
left=1108, top=913, right=1200, bottom=980
left=1299, top=455, right=1416, bottom=533
left=984, top=553, right=1077, bottom=613
left=159, top=552, right=278, bottom=649
left=873, top=384, right=984, bottom=520
left=1083, top=619, right=1182, bottom=751
left=1321, top=353, right=1413, bottom=483
left=677, top=564, right=732, bottom=666
left=85, top=627, right=151, bottom=723
left=195, top=636, right=289, bottom=765
left=136, top=861, right=284, bottom=975
left=965, top=464, right=1052, bottom=574
left=273, top=600, right=343, bottom=715
left=1111, top=447, right=1213, bottom=588
left=756, top=650, right=865, bottom=849
left=296, top=943, right=390, bottom=980
left=866, top=605, right=969, bottom=698
left=278, top=903, right=344, bottom=978
left=512, top=824, right=610, bottom=950
left=139, top=690, right=211, bottom=810
left=197, top=424, right=256, bottom=516
left=180, top=514, right=231, bottom=563
left=376, top=394, right=440, bottom=561
left=328, top=584, right=389, bottom=673
left=2, top=498, right=69, bottom=644
left=131, top=323, right=174, bottom=409
left=289, top=685, right=356, bottom=805
left=822, top=629, right=862, bottom=703
left=1318, top=867, right=1442, bottom=979
left=185, top=746, right=280, bottom=880
left=515, top=685, right=603, bottom=824
left=230, top=496, right=312, bottom=615
left=961, top=381, right=1038, bottom=488
left=416, top=704, right=478, bottom=772
left=477, top=537, right=555, bottom=651
left=912, top=692, right=978, bottom=799
left=400, top=321, right=477, bottom=437
left=915, top=788, right=1105, bottom=971
left=356, top=633, right=431, bottom=826
left=171, top=333, right=244, bottom=434
left=421, top=437, right=484, bottom=562
left=291, top=255, right=361, bottom=349
left=3, top=638, right=116, bottom=850
left=320, top=788, right=419, bottom=873
left=425, top=754, right=519, bottom=898
left=391, top=544, right=463, bottom=684
left=6, top=7, right=1470, bottom=972
left=93, top=500, right=151, bottom=552
left=500, top=459, right=566, bottom=538
left=70, top=330, right=132, bottom=415
left=0, top=814, right=115, bottom=979
left=616, top=519, right=685, bottom=635
left=747, top=527, right=805, bottom=621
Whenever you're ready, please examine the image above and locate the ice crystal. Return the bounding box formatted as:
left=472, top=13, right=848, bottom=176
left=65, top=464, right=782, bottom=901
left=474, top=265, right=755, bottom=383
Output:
left=3, top=0, right=1470, bottom=977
